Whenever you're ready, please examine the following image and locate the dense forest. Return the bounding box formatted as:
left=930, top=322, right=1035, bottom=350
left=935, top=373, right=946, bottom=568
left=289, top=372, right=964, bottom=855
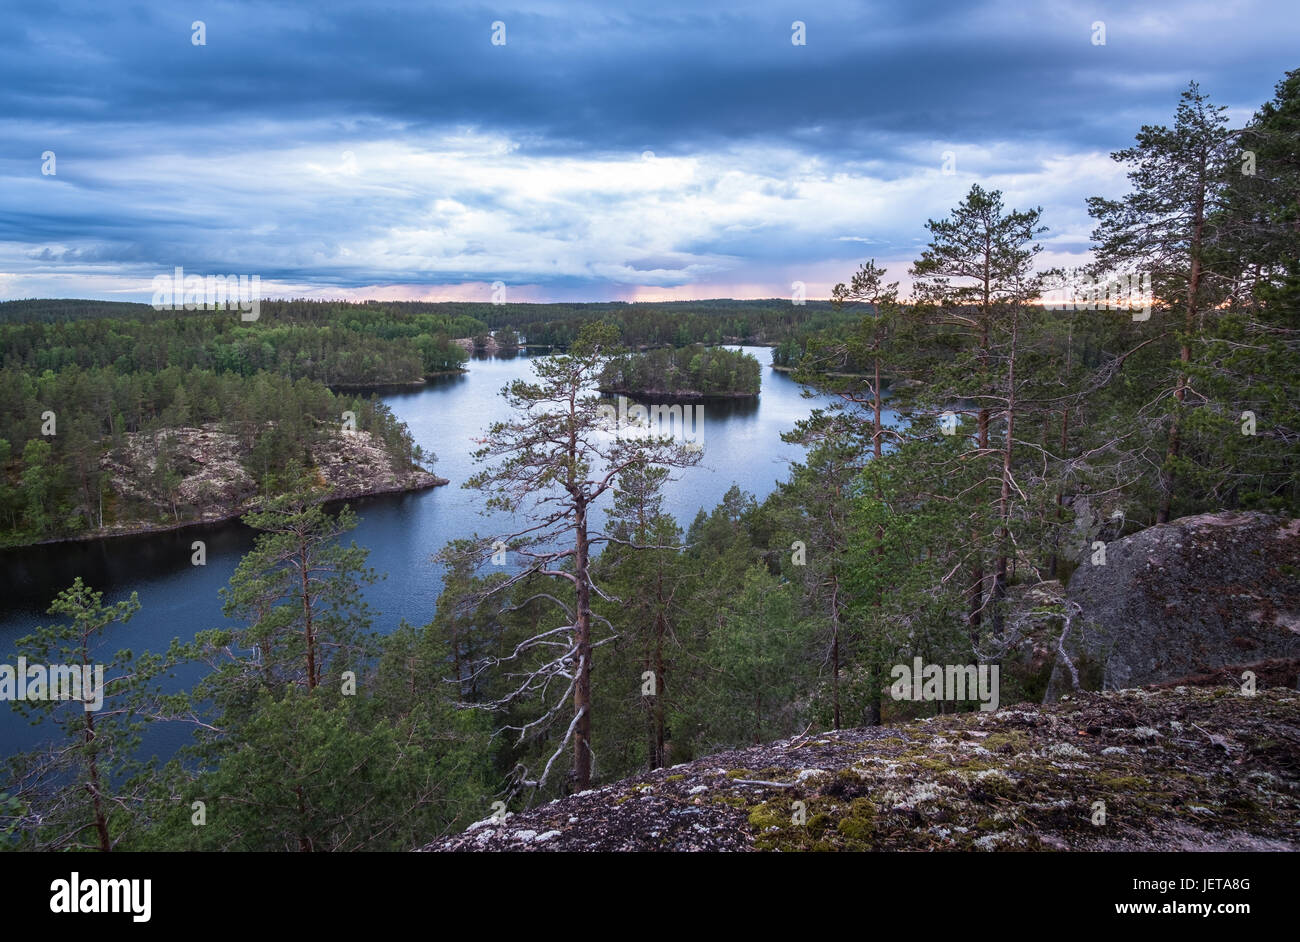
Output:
left=2, top=71, right=1298, bottom=851
left=0, top=300, right=478, bottom=380
left=0, top=298, right=476, bottom=543
left=0, top=365, right=424, bottom=543
left=0, top=303, right=468, bottom=544
left=457, top=298, right=857, bottom=348
left=599, top=345, right=761, bottom=397
left=0, top=293, right=867, bottom=545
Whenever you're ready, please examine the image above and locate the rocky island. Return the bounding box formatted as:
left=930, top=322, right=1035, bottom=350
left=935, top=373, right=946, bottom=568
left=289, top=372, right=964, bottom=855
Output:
left=31, top=423, right=445, bottom=544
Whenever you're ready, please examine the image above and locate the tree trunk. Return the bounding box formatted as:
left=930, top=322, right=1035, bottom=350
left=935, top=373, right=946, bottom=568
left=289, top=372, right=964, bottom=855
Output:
left=84, top=710, right=111, bottom=852
left=870, top=346, right=885, bottom=725
left=300, top=538, right=317, bottom=690
left=572, top=499, right=593, bottom=789
left=296, top=785, right=312, bottom=852
left=1158, top=162, right=1206, bottom=523
left=450, top=616, right=464, bottom=698
left=831, top=617, right=841, bottom=731
left=653, top=605, right=667, bottom=769
left=971, top=299, right=991, bottom=642
left=991, top=308, right=1019, bottom=636
left=1049, top=407, right=1068, bottom=577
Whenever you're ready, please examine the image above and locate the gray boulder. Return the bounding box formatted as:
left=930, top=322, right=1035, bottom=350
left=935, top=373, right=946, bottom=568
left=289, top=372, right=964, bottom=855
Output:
left=1062, top=511, right=1300, bottom=692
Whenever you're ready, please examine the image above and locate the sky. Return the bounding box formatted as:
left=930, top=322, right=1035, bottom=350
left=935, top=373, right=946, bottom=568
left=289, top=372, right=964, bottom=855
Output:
left=1, top=0, right=1296, bottom=303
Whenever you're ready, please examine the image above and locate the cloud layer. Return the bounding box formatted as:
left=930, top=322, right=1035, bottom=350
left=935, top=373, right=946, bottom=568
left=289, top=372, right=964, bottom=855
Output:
left=1, top=0, right=1294, bottom=301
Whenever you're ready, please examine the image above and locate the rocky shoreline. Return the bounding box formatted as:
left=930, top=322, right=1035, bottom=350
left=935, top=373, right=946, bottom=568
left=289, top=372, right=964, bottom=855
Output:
left=453, top=336, right=525, bottom=356
left=18, top=424, right=448, bottom=547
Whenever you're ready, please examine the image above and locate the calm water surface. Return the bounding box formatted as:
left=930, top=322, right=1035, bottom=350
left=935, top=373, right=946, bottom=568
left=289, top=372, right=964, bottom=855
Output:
left=0, top=347, right=895, bottom=758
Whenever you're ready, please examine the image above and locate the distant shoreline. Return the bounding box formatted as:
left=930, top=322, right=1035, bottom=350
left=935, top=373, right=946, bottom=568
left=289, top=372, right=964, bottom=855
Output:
left=597, top=387, right=757, bottom=402
left=329, top=371, right=464, bottom=392
left=11, top=472, right=448, bottom=549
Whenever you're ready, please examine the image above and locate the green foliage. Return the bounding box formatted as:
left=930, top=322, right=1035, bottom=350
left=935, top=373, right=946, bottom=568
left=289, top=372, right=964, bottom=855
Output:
left=458, top=298, right=846, bottom=350
left=132, top=488, right=493, bottom=851
left=591, top=462, right=691, bottom=771
left=697, top=566, right=812, bottom=748
left=1180, top=70, right=1300, bottom=513
left=144, top=684, right=490, bottom=851
left=0, top=364, right=425, bottom=543
left=195, top=485, right=379, bottom=716
left=600, top=345, right=760, bottom=396
left=0, top=299, right=469, bottom=543
left=0, top=300, right=478, bottom=382
left=4, top=578, right=166, bottom=851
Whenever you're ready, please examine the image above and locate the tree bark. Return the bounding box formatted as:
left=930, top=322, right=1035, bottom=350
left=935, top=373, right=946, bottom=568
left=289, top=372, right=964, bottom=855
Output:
left=572, top=499, right=593, bottom=789
left=652, top=600, right=667, bottom=769
left=300, top=537, right=317, bottom=690
left=84, top=710, right=111, bottom=852
left=1158, top=157, right=1207, bottom=523
left=1049, top=407, right=1068, bottom=577
left=991, top=308, right=1019, bottom=636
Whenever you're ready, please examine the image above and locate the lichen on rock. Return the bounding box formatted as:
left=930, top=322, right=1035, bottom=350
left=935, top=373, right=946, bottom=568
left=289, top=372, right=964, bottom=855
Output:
left=419, top=685, right=1300, bottom=852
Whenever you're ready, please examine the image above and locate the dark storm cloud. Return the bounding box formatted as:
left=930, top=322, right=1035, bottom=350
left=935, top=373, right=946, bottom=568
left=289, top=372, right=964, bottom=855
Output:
left=0, top=0, right=1295, bottom=298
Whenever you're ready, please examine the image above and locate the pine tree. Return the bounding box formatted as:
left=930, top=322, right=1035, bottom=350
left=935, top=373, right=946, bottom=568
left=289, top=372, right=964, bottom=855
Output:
left=910, top=184, right=1047, bottom=637
left=188, top=478, right=378, bottom=727
left=1184, top=69, right=1300, bottom=512
left=596, top=461, right=686, bottom=770
left=456, top=321, right=701, bottom=790
left=1087, top=82, right=1235, bottom=522
left=5, top=579, right=164, bottom=850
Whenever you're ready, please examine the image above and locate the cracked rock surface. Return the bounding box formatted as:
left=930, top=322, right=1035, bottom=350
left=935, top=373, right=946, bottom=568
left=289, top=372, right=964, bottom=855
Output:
left=420, top=686, right=1300, bottom=852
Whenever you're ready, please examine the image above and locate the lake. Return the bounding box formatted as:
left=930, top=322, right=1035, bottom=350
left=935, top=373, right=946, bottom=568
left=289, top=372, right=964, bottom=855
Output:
left=0, top=346, right=892, bottom=758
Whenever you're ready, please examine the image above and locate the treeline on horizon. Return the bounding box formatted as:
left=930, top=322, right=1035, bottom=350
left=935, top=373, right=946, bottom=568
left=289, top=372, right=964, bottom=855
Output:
left=0, top=295, right=857, bottom=354
left=2, top=69, right=1297, bottom=851
left=0, top=302, right=480, bottom=380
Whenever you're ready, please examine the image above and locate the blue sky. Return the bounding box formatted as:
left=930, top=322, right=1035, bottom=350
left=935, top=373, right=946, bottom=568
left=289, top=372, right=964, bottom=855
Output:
left=1, top=0, right=1295, bottom=302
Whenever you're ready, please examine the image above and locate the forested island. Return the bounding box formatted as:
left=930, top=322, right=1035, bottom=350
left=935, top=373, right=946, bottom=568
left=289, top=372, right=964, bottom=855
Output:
left=598, top=345, right=761, bottom=398
left=0, top=301, right=473, bottom=545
